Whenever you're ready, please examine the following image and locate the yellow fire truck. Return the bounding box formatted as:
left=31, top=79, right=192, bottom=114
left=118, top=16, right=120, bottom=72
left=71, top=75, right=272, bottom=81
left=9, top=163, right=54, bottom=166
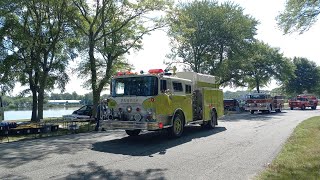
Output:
left=100, top=69, right=224, bottom=137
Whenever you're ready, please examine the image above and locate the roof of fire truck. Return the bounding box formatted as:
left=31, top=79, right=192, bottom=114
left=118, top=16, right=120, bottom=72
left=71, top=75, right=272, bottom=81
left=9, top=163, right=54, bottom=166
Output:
left=114, top=69, right=217, bottom=85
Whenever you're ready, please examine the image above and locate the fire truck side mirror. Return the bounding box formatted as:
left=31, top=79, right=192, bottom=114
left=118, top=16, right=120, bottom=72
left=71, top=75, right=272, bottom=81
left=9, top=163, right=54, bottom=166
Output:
left=165, top=89, right=173, bottom=99
left=165, top=89, right=171, bottom=94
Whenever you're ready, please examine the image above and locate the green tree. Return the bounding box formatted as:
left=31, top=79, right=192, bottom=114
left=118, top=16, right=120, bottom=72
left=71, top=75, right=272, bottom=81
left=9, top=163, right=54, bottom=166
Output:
left=71, top=0, right=172, bottom=116
left=242, top=41, right=295, bottom=93
left=166, top=0, right=258, bottom=85
left=284, top=57, right=320, bottom=95
left=50, top=93, right=62, bottom=100
left=0, top=0, right=76, bottom=121
left=277, top=0, right=320, bottom=34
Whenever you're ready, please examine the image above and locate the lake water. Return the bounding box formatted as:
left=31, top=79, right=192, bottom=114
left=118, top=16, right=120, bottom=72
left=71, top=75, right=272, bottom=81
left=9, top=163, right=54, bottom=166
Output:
left=3, top=107, right=80, bottom=121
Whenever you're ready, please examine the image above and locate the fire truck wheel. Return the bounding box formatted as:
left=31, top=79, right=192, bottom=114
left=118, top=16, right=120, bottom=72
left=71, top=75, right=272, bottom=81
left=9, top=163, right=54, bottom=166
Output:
left=250, top=110, right=254, bottom=114
left=301, top=105, right=306, bottom=110
left=290, top=107, right=293, bottom=110
left=276, top=106, right=282, bottom=113
left=125, top=129, right=141, bottom=136
left=267, top=105, right=272, bottom=113
left=170, top=113, right=184, bottom=137
left=206, top=112, right=217, bottom=129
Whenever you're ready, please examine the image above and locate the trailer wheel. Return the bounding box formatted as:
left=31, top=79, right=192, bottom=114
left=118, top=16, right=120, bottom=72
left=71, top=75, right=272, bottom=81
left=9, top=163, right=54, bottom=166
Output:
left=170, top=113, right=184, bottom=138
left=125, top=129, right=141, bottom=136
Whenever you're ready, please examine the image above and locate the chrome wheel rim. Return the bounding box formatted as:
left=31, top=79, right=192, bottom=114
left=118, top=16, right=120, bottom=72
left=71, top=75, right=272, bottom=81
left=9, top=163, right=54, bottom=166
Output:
left=174, top=117, right=182, bottom=135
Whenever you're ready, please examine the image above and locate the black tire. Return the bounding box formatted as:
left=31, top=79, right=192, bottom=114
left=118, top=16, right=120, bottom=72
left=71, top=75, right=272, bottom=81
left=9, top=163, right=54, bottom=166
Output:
left=250, top=110, right=254, bottom=114
left=206, top=111, right=217, bottom=129
left=290, top=106, right=293, bottom=110
left=276, top=106, right=282, bottom=113
left=301, top=105, right=305, bottom=110
left=170, top=113, right=184, bottom=137
left=312, top=104, right=317, bottom=110
left=125, top=129, right=141, bottom=136
left=267, top=105, right=272, bottom=114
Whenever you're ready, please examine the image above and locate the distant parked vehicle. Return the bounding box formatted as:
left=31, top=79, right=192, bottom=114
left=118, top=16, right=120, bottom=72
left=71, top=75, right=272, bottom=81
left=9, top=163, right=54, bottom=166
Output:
left=72, top=105, right=93, bottom=117
left=223, top=99, right=239, bottom=111
left=288, top=94, right=318, bottom=110
left=245, top=93, right=284, bottom=114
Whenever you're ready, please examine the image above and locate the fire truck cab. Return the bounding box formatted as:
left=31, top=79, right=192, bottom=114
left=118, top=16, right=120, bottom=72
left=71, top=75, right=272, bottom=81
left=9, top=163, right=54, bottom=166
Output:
left=245, top=93, right=284, bottom=114
left=288, top=94, right=318, bottom=110
left=100, top=69, right=224, bottom=137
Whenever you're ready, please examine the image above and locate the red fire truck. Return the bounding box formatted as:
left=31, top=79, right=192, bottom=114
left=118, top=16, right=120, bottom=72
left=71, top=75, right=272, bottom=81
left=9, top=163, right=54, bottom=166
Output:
left=288, top=94, right=318, bottom=110
left=245, top=93, right=284, bottom=114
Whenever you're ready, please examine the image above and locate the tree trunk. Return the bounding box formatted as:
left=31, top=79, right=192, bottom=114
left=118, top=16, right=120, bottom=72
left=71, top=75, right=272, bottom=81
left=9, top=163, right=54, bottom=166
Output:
left=89, top=34, right=98, bottom=117
left=38, top=72, right=48, bottom=121
left=31, top=89, right=38, bottom=122
left=256, top=79, right=260, bottom=93
left=38, top=88, right=45, bottom=121
left=92, top=89, right=100, bottom=118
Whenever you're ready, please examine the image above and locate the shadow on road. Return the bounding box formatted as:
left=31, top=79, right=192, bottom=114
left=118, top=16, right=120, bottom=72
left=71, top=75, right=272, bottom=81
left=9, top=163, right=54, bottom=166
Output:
left=91, top=126, right=226, bottom=156
left=65, top=161, right=167, bottom=180
left=0, top=174, right=31, bottom=180
left=221, top=111, right=289, bottom=122
left=0, top=132, right=121, bottom=169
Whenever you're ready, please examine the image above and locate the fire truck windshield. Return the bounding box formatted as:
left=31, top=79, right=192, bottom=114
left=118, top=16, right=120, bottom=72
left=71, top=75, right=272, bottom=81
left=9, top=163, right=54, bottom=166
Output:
left=247, top=94, right=267, bottom=99
left=111, top=76, right=158, bottom=97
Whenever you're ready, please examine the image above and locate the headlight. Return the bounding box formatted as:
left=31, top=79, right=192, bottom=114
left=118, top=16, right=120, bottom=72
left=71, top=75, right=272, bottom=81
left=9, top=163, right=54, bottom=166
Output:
left=147, top=108, right=154, bottom=115
left=127, top=106, right=132, bottom=113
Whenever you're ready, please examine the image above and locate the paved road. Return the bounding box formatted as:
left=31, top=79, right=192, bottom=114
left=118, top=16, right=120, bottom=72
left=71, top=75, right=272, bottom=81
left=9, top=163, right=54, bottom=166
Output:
left=1, top=109, right=319, bottom=180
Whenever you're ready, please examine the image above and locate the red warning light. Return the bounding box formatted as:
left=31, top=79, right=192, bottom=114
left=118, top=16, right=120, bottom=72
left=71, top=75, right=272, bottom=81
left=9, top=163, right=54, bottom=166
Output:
left=158, top=122, right=163, bottom=129
left=148, top=69, right=164, bottom=74
left=116, top=71, right=135, bottom=76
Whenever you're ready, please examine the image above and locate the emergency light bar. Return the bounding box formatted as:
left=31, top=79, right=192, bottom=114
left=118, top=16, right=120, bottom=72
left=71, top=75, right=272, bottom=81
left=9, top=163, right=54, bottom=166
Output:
left=148, top=69, right=164, bottom=74
left=116, top=71, right=135, bottom=76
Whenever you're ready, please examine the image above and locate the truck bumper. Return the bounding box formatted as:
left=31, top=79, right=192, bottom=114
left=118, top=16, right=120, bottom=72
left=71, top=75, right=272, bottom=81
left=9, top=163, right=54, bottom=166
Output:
left=100, top=120, right=163, bottom=130
left=245, top=107, right=268, bottom=111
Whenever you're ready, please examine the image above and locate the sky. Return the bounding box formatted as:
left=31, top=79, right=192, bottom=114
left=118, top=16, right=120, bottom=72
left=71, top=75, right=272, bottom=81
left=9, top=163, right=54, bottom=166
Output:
left=12, top=0, right=320, bottom=95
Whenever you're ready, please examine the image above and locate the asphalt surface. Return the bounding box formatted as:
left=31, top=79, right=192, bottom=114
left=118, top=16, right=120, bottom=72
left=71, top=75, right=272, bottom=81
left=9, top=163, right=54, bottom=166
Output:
left=0, top=109, right=319, bottom=180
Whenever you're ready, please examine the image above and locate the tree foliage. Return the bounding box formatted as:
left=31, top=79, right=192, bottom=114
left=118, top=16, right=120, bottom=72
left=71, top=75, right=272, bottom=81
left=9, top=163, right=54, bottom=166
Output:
left=277, top=0, right=320, bottom=34
left=284, top=57, right=320, bottom=95
left=242, top=41, right=295, bottom=93
left=71, top=0, right=172, bottom=116
left=0, top=0, right=76, bottom=121
left=166, top=0, right=258, bottom=85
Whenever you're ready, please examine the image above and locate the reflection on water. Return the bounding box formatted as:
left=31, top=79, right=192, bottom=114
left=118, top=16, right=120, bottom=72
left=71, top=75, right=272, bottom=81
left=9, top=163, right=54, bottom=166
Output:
left=4, top=107, right=81, bottom=121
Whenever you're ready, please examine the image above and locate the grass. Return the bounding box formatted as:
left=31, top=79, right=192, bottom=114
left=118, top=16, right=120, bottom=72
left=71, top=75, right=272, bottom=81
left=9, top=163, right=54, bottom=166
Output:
left=258, top=116, right=320, bottom=179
